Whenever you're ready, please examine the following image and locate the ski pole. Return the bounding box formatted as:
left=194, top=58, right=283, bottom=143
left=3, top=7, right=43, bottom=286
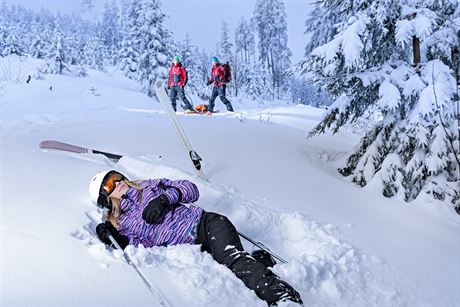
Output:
left=238, top=232, right=287, bottom=264
left=108, top=236, right=172, bottom=307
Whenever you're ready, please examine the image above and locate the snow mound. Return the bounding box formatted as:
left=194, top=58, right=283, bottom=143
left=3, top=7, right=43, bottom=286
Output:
left=76, top=156, right=414, bottom=306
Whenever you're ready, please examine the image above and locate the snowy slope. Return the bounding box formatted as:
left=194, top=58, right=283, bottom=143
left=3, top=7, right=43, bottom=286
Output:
left=1, top=56, right=459, bottom=307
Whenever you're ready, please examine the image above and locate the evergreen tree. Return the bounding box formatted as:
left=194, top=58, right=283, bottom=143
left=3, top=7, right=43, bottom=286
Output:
left=290, top=76, right=332, bottom=106
left=176, top=34, right=207, bottom=101
left=41, top=21, right=68, bottom=74
left=2, top=26, right=23, bottom=56
left=118, top=0, right=141, bottom=80
left=101, top=0, right=120, bottom=65
left=304, top=1, right=345, bottom=56
left=0, top=26, right=6, bottom=57
left=216, top=21, right=233, bottom=63
left=234, top=17, right=255, bottom=97
left=0, top=1, right=105, bottom=73
left=245, top=62, right=272, bottom=102
left=136, top=0, right=171, bottom=96
left=178, top=33, right=193, bottom=68
left=84, top=31, right=108, bottom=70
left=216, top=22, right=234, bottom=95
left=253, top=0, right=292, bottom=99
left=29, top=24, right=49, bottom=59
left=118, top=0, right=171, bottom=95
left=235, top=18, right=255, bottom=63
left=301, top=0, right=460, bottom=207
left=193, top=47, right=213, bottom=100
left=66, top=35, right=83, bottom=65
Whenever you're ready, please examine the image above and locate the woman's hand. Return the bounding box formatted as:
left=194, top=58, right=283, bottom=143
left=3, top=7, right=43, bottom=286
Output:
left=96, top=221, right=129, bottom=250
left=142, top=194, right=170, bottom=224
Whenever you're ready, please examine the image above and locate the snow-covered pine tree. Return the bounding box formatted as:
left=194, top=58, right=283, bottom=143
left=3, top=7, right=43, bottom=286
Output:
left=0, top=4, right=25, bottom=57
left=234, top=17, right=255, bottom=97
left=303, top=1, right=345, bottom=56
left=0, top=28, right=5, bottom=57
left=41, top=21, right=68, bottom=74
left=101, top=0, right=120, bottom=65
left=175, top=34, right=207, bottom=101
left=193, top=47, right=213, bottom=100
left=290, top=76, right=324, bottom=106
left=301, top=0, right=460, bottom=208
left=137, top=0, right=171, bottom=96
left=84, top=29, right=108, bottom=71
left=252, top=0, right=292, bottom=99
left=118, top=0, right=141, bottom=80
left=177, top=33, right=193, bottom=68
left=2, top=26, right=22, bottom=57
left=32, top=8, right=56, bottom=59
left=245, top=62, right=272, bottom=102
left=216, top=21, right=233, bottom=64
left=235, top=18, right=255, bottom=64
left=119, top=0, right=171, bottom=96
left=216, top=21, right=234, bottom=95
left=29, top=26, right=49, bottom=59
left=66, top=34, right=82, bottom=66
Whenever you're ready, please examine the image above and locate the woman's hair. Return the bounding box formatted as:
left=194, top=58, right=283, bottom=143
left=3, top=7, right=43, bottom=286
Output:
left=107, top=179, right=144, bottom=227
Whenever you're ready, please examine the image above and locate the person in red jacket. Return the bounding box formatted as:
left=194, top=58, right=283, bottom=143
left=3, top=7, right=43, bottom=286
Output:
left=167, top=55, right=194, bottom=113
left=206, top=56, right=234, bottom=113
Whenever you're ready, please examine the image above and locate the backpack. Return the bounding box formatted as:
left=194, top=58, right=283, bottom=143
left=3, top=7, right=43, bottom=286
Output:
left=221, top=62, right=232, bottom=83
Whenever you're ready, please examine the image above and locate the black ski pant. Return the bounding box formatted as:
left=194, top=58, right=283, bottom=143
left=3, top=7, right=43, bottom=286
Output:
left=169, top=86, right=193, bottom=111
left=208, top=86, right=234, bottom=112
left=196, top=212, right=301, bottom=305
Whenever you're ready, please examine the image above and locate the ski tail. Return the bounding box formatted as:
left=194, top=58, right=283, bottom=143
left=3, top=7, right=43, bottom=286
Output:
left=39, top=140, right=123, bottom=162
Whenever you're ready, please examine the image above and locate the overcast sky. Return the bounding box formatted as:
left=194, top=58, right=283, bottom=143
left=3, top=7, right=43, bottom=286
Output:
left=4, top=0, right=312, bottom=63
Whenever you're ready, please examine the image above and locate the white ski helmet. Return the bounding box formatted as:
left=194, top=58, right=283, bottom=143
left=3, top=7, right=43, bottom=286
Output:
left=89, top=170, right=111, bottom=205
left=89, top=170, right=127, bottom=209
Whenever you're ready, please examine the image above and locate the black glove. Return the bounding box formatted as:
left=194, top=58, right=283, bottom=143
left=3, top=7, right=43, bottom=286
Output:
left=142, top=194, right=170, bottom=224
left=96, top=221, right=129, bottom=250
left=167, top=86, right=170, bottom=90
left=207, top=80, right=212, bottom=86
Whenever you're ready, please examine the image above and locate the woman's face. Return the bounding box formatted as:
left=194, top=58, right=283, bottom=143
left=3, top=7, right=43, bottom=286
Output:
left=109, top=180, right=129, bottom=199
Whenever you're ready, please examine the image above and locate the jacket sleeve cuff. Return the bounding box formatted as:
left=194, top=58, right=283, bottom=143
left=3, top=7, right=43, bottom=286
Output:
left=163, top=188, right=180, bottom=205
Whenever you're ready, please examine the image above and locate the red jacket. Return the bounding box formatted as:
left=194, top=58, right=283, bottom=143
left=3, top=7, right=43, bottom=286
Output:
left=168, top=63, right=187, bottom=87
left=209, top=64, right=227, bottom=87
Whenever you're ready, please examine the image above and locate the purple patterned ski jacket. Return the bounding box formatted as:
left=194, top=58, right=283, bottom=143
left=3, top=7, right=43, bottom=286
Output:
left=117, top=178, right=202, bottom=248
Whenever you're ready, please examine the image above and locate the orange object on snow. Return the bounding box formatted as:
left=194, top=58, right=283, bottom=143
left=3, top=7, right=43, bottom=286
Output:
left=194, top=104, right=208, bottom=113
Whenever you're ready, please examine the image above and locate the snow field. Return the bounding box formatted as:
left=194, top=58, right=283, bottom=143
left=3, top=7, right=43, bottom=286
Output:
left=1, top=56, right=458, bottom=307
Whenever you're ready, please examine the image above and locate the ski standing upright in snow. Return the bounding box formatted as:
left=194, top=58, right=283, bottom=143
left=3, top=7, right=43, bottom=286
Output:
left=154, top=80, right=207, bottom=180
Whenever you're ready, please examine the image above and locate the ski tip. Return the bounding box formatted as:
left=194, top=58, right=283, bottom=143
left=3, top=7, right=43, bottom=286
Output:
left=39, top=140, right=53, bottom=148
left=155, top=79, right=163, bottom=88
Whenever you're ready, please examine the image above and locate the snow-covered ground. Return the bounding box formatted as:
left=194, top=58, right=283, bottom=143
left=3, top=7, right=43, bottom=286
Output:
left=1, top=56, right=459, bottom=307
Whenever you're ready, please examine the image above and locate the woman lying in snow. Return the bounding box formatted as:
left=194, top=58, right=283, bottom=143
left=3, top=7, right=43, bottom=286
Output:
left=89, top=170, right=303, bottom=306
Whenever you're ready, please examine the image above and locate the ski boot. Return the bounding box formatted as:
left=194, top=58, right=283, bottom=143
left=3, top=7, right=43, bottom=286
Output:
left=225, top=103, right=234, bottom=112
left=252, top=249, right=276, bottom=268
left=184, top=108, right=196, bottom=114
left=269, top=281, right=304, bottom=306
